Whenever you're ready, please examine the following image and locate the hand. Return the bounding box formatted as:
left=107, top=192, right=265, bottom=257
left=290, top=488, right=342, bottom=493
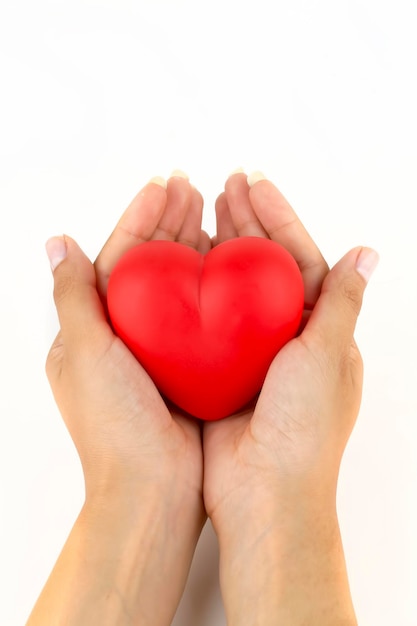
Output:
left=48, top=173, right=210, bottom=502
left=29, top=174, right=209, bottom=626
left=203, top=172, right=378, bottom=625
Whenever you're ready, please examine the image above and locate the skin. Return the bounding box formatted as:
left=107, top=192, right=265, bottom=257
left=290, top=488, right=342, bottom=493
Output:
left=27, top=172, right=377, bottom=625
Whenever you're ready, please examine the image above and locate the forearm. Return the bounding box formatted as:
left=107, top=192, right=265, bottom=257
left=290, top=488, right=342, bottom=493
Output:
left=214, top=485, right=357, bottom=626
left=26, top=488, right=204, bottom=626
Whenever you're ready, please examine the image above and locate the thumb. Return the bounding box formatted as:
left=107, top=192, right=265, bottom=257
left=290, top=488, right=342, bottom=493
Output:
left=305, top=246, right=379, bottom=354
left=45, top=235, right=108, bottom=349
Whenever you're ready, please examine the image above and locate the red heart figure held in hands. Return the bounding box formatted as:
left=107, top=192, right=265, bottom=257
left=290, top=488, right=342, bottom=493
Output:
left=107, top=237, right=304, bottom=421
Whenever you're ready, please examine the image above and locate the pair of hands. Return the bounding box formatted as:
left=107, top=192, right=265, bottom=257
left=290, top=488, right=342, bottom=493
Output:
left=41, top=171, right=377, bottom=625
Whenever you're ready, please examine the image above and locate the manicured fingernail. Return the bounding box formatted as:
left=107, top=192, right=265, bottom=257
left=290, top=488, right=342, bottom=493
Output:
left=170, top=169, right=189, bottom=180
left=247, top=171, right=267, bottom=187
left=356, top=247, right=379, bottom=283
left=228, top=167, right=245, bottom=177
left=148, top=176, right=167, bottom=189
left=45, top=236, right=67, bottom=271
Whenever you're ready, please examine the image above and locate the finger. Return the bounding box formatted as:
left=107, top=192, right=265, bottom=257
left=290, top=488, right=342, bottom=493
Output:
left=46, top=236, right=111, bottom=351
left=151, top=171, right=192, bottom=241
left=215, top=192, right=239, bottom=244
left=176, top=186, right=204, bottom=249
left=94, top=178, right=168, bottom=297
left=303, top=246, right=379, bottom=356
left=197, top=230, right=212, bottom=255
left=248, top=173, right=329, bottom=308
left=225, top=173, right=269, bottom=238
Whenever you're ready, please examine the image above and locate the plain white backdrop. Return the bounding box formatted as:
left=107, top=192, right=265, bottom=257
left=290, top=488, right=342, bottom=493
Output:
left=0, top=0, right=416, bottom=624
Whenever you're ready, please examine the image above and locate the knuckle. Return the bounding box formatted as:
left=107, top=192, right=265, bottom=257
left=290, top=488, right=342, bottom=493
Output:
left=341, top=277, right=363, bottom=316
left=53, top=272, right=75, bottom=306
left=338, top=341, right=363, bottom=387
left=177, top=235, right=197, bottom=249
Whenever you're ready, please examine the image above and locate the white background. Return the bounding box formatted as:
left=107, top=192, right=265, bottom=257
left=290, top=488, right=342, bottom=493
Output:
left=0, top=0, right=416, bottom=624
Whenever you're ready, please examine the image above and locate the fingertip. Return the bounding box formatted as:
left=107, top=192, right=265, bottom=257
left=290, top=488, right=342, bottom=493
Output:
left=148, top=176, right=167, bottom=189
left=48, top=236, right=98, bottom=298
left=170, top=169, right=189, bottom=180
left=48, top=234, right=107, bottom=345
left=311, top=246, right=378, bottom=339
left=355, top=247, right=379, bottom=283
left=226, top=167, right=246, bottom=180
left=247, top=170, right=267, bottom=187
left=45, top=236, right=67, bottom=271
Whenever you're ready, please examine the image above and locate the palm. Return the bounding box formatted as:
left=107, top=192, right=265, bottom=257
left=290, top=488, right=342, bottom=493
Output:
left=203, top=336, right=322, bottom=516
left=105, top=331, right=204, bottom=488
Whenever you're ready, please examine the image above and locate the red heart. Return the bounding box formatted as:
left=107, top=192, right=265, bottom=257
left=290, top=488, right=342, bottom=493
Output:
left=107, top=237, right=304, bottom=421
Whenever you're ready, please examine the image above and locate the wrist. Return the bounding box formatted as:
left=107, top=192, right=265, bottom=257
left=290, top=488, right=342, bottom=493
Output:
left=28, top=482, right=205, bottom=626
left=212, top=482, right=356, bottom=626
left=84, top=478, right=206, bottom=556
left=210, top=466, right=337, bottom=541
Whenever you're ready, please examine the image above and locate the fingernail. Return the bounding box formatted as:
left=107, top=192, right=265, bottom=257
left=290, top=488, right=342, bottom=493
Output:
left=148, top=176, right=167, bottom=189
left=356, top=247, right=379, bottom=283
left=247, top=171, right=267, bottom=187
left=228, top=167, right=245, bottom=177
left=45, top=236, right=67, bottom=271
left=170, top=169, right=189, bottom=180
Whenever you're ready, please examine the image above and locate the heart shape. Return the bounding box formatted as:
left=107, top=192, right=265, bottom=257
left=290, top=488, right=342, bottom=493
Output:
left=107, top=237, right=304, bottom=420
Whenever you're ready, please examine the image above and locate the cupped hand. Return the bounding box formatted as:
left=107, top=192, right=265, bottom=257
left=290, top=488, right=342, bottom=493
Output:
left=203, top=172, right=378, bottom=525
left=46, top=174, right=210, bottom=506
